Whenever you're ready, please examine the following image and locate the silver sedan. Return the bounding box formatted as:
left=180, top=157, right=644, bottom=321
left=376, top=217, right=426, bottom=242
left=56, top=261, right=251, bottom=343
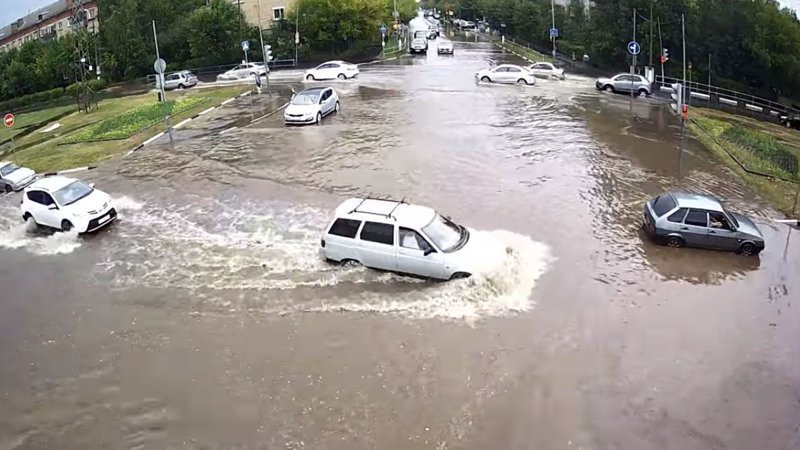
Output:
left=596, top=73, right=651, bottom=96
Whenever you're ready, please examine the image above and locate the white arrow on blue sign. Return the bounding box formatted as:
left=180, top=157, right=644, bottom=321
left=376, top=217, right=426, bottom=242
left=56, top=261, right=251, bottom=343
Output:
left=549, top=28, right=558, bottom=38
left=627, top=41, right=641, bottom=56
left=380, top=24, right=387, bottom=35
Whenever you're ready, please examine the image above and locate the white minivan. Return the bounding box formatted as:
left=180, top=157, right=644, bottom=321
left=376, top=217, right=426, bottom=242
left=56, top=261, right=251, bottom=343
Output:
left=320, top=198, right=479, bottom=280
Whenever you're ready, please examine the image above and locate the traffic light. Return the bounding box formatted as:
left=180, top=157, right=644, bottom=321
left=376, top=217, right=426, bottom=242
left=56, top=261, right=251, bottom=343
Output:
left=661, top=48, right=669, bottom=64
left=670, top=82, right=683, bottom=117
left=264, top=44, right=273, bottom=62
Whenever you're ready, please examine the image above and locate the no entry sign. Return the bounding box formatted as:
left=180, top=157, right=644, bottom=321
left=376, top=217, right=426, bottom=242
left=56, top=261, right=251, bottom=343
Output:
left=3, top=113, right=14, bottom=127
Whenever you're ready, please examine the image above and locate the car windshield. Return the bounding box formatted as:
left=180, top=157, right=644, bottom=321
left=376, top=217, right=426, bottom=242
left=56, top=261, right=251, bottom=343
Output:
left=0, top=163, right=19, bottom=176
left=422, top=214, right=464, bottom=252
left=292, top=93, right=320, bottom=105
left=53, top=180, right=93, bottom=206
left=724, top=209, right=740, bottom=228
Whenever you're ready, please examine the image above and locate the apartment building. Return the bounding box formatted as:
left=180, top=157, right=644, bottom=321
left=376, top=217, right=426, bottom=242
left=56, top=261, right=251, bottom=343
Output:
left=0, top=0, right=99, bottom=52
left=232, top=0, right=294, bottom=27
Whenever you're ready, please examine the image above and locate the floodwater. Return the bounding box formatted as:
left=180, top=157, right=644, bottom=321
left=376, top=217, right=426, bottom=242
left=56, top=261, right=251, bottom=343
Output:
left=1, top=35, right=799, bottom=450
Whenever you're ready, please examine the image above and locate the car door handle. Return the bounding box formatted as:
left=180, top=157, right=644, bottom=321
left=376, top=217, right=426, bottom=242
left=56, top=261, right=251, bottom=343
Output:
left=680, top=227, right=689, bottom=230
left=708, top=230, right=716, bottom=234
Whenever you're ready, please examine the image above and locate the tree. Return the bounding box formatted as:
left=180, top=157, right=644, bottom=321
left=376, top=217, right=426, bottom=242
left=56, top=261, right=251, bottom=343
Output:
left=186, top=0, right=243, bottom=66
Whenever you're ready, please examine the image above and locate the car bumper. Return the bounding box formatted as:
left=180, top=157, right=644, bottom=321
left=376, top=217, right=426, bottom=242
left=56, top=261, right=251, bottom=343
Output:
left=284, top=115, right=316, bottom=124
left=85, top=208, right=117, bottom=233
left=437, top=48, right=453, bottom=53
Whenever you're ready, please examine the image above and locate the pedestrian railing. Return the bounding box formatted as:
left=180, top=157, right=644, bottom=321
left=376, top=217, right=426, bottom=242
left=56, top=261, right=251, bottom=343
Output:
left=655, top=75, right=800, bottom=122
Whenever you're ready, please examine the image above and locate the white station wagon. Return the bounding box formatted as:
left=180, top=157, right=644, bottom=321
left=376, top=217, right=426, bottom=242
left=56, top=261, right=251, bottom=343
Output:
left=320, top=198, right=479, bottom=280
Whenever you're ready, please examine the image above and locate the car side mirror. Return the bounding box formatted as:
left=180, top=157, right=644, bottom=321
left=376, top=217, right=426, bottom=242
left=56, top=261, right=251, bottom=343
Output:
left=423, top=248, right=435, bottom=256
left=89, top=183, right=95, bottom=188
left=48, top=203, right=58, bottom=210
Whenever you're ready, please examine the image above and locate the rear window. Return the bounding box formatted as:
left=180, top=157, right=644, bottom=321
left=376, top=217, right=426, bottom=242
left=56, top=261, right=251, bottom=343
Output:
left=651, top=194, right=677, bottom=217
left=667, top=208, right=688, bottom=223
left=328, top=218, right=361, bottom=238
left=360, top=222, right=394, bottom=245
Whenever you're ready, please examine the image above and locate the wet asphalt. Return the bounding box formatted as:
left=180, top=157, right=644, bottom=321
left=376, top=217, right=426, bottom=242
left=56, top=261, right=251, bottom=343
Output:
left=0, top=34, right=799, bottom=450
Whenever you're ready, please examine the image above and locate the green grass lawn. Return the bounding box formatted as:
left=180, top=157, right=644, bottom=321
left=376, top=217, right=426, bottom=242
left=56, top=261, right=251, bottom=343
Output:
left=690, top=108, right=800, bottom=215
left=10, top=86, right=247, bottom=173
left=0, top=105, right=77, bottom=142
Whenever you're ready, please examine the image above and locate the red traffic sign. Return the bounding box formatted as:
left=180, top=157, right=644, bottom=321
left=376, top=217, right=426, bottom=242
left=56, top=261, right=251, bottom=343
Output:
left=3, top=113, right=14, bottom=128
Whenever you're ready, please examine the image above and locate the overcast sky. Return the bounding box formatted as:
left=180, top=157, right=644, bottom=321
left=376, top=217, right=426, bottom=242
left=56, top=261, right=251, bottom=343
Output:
left=1, top=0, right=799, bottom=28
left=0, top=0, right=54, bottom=27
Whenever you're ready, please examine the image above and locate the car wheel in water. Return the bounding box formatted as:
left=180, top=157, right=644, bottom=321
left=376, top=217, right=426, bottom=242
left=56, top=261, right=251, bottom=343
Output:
left=4, top=184, right=11, bottom=193
left=341, top=259, right=361, bottom=269
left=739, top=242, right=757, bottom=256
left=480, top=76, right=491, bottom=83
left=334, top=101, right=340, bottom=113
left=61, top=220, right=74, bottom=232
left=638, top=88, right=648, bottom=97
left=603, top=84, right=613, bottom=92
left=450, top=272, right=471, bottom=280
left=178, top=84, right=185, bottom=90
left=22, top=212, right=37, bottom=228
left=316, top=112, right=322, bottom=124
left=306, top=74, right=315, bottom=81
left=517, top=78, right=528, bottom=85
left=337, top=73, right=346, bottom=80
left=666, top=236, right=685, bottom=248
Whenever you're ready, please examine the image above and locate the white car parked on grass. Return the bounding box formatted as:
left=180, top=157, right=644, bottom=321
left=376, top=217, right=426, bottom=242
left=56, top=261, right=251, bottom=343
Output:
left=21, top=176, right=116, bottom=233
left=0, top=161, right=37, bottom=192
left=284, top=87, right=340, bottom=125
left=304, top=61, right=359, bottom=81
left=527, top=62, right=565, bottom=80
left=475, top=64, right=536, bottom=85
left=217, top=62, right=267, bottom=81
left=319, top=197, right=478, bottom=280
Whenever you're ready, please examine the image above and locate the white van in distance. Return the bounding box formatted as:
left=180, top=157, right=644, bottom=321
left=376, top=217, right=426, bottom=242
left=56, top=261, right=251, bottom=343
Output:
left=320, top=198, right=479, bottom=280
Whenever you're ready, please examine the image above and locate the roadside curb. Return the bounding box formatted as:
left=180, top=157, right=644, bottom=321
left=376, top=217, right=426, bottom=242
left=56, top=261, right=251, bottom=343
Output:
left=125, top=91, right=253, bottom=156
left=39, top=165, right=98, bottom=177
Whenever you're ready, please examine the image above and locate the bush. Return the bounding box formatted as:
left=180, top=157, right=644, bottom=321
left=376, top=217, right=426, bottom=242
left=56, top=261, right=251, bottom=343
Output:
left=63, top=96, right=209, bottom=143
left=722, top=126, right=799, bottom=178
left=0, top=87, right=68, bottom=112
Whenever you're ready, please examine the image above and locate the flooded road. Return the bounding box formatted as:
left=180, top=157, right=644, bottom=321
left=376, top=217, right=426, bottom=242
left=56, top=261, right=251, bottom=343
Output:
left=1, top=37, right=799, bottom=450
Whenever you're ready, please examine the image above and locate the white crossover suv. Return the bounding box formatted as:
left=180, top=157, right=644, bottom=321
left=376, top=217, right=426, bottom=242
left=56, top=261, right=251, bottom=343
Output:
left=21, top=176, right=116, bottom=233
left=320, top=198, right=480, bottom=280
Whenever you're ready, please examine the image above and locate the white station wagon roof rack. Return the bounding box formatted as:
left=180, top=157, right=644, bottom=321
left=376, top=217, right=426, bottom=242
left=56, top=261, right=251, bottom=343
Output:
left=348, top=195, right=407, bottom=219
left=335, top=197, right=436, bottom=229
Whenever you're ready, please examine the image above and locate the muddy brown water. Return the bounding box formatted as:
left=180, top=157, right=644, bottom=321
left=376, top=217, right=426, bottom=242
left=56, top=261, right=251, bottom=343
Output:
left=0, top=38, right=798, bottom=450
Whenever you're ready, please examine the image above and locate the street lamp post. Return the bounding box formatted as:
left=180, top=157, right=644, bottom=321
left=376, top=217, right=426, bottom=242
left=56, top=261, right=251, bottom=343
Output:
left=295, top=7, right=299, bottom=66
left=550, top=0, right=556, bottom=59
left=255, top=0, right=269, bottom=92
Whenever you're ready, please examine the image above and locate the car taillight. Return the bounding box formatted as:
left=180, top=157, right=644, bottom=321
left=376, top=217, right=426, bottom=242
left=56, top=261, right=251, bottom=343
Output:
left=320, top=239, right=326, bottom=248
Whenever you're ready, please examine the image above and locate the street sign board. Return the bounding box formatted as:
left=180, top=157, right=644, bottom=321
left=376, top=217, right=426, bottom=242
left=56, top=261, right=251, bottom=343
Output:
left=153, top=58, right=166, bottom=74
left=3, top=113, right=14, bottom=128
left=241, top=40, right=249, bottom=51
left=549, top=28, right=558, bottom=38
left=380, top=24, right=387, bottom=35
left=627, top=41, right=641, bottom=56
left=295, top=32, right=299, bottom=44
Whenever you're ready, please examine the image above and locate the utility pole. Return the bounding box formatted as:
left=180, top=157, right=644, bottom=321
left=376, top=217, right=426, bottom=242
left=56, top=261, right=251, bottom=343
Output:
left=295, top=5, right=299, bottom=66
left=630, top=8, right=636, bottom=111
left=152, top=20, right=174, bottom=149
left=658, top=18, right=664, bottom=82
left=551, top=0, right=556, bottom=59
left=648, top=0, right=654, bottom=67
left=255, top=0, right=269, bottom=93
left=681, top=13, right=686, bottom=115
left=707, top=53, right=711, bottom=97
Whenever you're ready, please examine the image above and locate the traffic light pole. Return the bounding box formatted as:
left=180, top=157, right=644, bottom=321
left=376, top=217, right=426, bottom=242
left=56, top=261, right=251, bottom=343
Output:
left=255, top=0, right=269, bottom=94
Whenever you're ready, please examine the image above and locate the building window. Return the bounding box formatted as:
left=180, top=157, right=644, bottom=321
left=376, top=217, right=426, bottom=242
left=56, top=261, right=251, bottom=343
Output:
left=58, top=20, right=63, bottom=30
left=273, top=7, right=284, bottom=20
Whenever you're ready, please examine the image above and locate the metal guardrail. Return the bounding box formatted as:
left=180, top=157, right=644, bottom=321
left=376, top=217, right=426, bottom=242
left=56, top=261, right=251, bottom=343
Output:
left=655, top=75, right=800, bottom=120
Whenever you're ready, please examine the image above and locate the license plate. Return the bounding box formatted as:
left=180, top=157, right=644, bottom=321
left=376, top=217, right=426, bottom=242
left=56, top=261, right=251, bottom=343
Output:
left=98, top=214, right=111, bottom=225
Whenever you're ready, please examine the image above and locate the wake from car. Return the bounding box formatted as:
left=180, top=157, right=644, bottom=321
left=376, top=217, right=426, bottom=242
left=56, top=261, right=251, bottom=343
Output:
left=0, top=215, right=81, bottom=255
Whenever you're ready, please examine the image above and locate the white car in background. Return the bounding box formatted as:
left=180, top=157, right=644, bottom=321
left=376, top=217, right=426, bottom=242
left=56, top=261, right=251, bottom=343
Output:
left=0, top=161, right=36, bottom=192
left=304, top=61, right=359, bottom=81
left=284, top=87, right=340, bottom=125
left=217, top=62, right=267, bottom=81
left=157, top=70, right=198, bottom=90
left=437, top=39, right=454, bottom=54
left=21, top=176, right=116, bottom=233
left=320, top=198, right=478, bottom=280
left=527, top=62, right=565, bottom=80
left=475, top=64, right=536, bottom=85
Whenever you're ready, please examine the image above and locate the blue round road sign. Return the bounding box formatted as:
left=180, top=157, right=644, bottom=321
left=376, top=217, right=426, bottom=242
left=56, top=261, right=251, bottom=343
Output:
left=627, top=41, right=641, bottom=56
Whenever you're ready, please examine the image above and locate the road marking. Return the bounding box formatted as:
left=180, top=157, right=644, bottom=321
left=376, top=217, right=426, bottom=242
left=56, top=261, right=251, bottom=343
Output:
left=198, top=107, right=216, bottom=115
left=174, top=118, right=192, bottom=129
left=239, top=91, right=251, bottom=98
left=249, top=102, right=289, bottom=124
left=221, top=98, right=236, bottom=106
left=220, top=126, right=238, bottom=135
